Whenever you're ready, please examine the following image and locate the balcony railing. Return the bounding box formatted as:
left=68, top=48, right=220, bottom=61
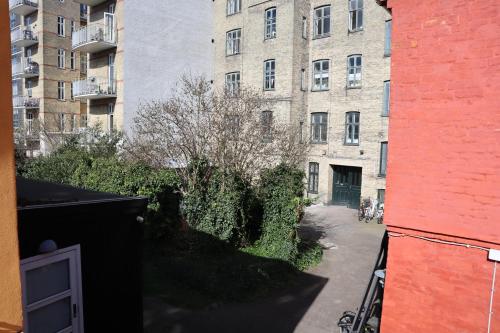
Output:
left=9, top=0, right=38, bottom=16
left=11, top=27, right=38, bottom=48
left=72, top=17, right=116, bottom=53
left=13, top=96, right=40, bottom=109
left=12, top=58, right=39, bottom=78
left=72, top=77, right=116, bottom=100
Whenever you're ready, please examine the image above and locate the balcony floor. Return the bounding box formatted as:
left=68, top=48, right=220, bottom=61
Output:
left=10, top=4, right=38, bottom=16
left=75, top=93, right=117, bottom=100
left=14, top=72, right=39, bottom=79
left=12, top=39, right=38, bottom=48
left=72, top=41, right=116, bottom=54
left=73, top=0, right=107, bottom=5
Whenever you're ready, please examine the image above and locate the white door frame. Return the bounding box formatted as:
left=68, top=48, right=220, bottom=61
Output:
left=20, top=245, right=85, bottom=333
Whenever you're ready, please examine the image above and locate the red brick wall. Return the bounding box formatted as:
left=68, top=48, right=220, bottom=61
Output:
left=381, top=0, right=500, bottom=331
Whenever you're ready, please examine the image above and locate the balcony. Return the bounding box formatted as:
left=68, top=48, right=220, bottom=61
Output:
left=9, top=0, right=38, bottom=16
left=73, top=0, right=107, bottom=5
left=11, top=27, right=38, bottom=48
left=12, top=58, right=39, bottom=78
left=72, top=77, right=116, bottom=100
left=13, top=96, right=40, bottom=109
left=72, top=18, right=116, bottom=53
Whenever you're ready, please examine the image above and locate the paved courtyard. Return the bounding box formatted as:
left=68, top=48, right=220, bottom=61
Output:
left=144, top=205, right=385, bottom=333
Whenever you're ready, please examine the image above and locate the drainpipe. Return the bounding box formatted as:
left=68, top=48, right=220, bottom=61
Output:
left=488, top=260, right=497, bottom=333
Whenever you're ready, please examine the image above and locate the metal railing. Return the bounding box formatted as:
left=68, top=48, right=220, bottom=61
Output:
left=12, top=58, right=39, bottom=77
left=72, top=77, right=116, bottom=97
left=9, top=0, right=38, bottom=10
left=11, top=27, right=38, bottom=43
left=72, top=19, right=116, bottom=49
left=13, top=96, right=40, bottom=108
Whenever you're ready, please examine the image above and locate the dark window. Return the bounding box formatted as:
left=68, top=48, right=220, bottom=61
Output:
left=349, top=0, right=363, bottom=31
left=311, top=113, right=327, bottom=143
left=379, top=142, right=388, bottom=176
left=382, top=81, right=390, bottom=116
left=385, top=20, right=392, bottom=56
left=314, top=6, right=330, bottom=37
left=308, top=162, right=319, bottom=193
left=377, top=189, right=385, bottom=205
left=261, top=111, right=273, bottom=141
left=345, top=112, right=360, bottom=145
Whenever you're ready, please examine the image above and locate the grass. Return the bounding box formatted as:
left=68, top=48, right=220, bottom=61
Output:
left=143, top=230, right=323, bottom=309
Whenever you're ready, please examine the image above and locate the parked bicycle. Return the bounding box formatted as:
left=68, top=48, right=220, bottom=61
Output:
left=359, top=198, right=384, bottom=224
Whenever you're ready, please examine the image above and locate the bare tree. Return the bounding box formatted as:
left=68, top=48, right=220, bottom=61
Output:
left=125, top=75, right=309, bottom=192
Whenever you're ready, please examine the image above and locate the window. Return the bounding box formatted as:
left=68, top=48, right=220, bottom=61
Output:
left=300, top=69, right=306, bottom=91
left=26, top=112, right=33, bottom=135
left=312, top=60, right=329, bottom=91
left=311, top=113, right=327, bottom=143
left=26, top=80, right=32, bottom=97
left=71, top=114, right=77, bottom=132
left=308, top=162, right=319, bottom=194
left=80, top=114, right=88, bottom=128
left=227, top=0, right=241, bottom=15
left=108, top=104, right=114, bottom=133
left=264, top=59, right=275, bottom=90
left=302, top=16, right=307, bottom=39
left=345, top=112, right=360, bottom=145
left=57, top=16, right=65, bottom=37
left=57, top=49, right=65, bottom=69
left=59, top=113, right=65, bottom=132
left=299, top=121, right=304, bottom=143
left=70, top=51, right=76, bottom=70
left=71, top=20, right=76, bottom=33
left=70, top=82, right=74, bottom=100
left=265, top=8, right=277, bottom=39
left=347, top=55, right=362, bottom=88
left=13, top=110, right=21, bottom=129
left=377, top=189, right=385, bottom=206
left=225, top=72, right=240, bottom=95
left=226, top=115, right=240, bottom=136
left=384, top=20, right=392, bottom=56
left=382, top=81, right=390, bottom=116
left=379, top=142, right=388, bottom=176
left=349, top=0, right=363, bottom=32
left=108, top=53, right=115, bottom=91
left=57, top=81, right=65, bottom=100
left=313, top=6, right=330, bottom=38
left=226, top=29, right=241, bottom=55
left=261, top=111, right=273, bottom=142
left=108, top=3, right=115, bottom=14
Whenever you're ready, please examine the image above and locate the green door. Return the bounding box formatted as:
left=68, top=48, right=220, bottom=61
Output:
left=332, top=165, right=362, bottom=208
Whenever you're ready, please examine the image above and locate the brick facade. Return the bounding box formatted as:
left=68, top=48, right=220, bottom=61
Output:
left=381, top=0, right=500, bottom=331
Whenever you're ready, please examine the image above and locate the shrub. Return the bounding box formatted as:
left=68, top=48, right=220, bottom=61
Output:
left=257, top=164, right=307, bottom=262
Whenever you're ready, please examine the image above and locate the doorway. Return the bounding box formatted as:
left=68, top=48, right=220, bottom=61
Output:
left=332, top=165, right=362, bottom=208
left=20, top=245, right=84, bottom=333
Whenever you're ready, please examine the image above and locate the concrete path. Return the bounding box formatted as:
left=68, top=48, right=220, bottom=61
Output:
left=143, top=205, right=385, bottom=333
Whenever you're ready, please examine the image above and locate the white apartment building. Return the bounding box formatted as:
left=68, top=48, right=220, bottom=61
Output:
left=214, top=0, right=392, bottom=207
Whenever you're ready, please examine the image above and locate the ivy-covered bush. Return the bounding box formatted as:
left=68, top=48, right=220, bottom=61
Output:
left=257, top=164, right=307, bottom=262
left=183, top=166, right=257, bottom=247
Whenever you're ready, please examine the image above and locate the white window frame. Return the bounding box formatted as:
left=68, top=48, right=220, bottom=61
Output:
left=60, top=113, right=66, bottom=132
left=264, top=59, right=275, bottom=90
left=312, top=59, right=329, bottom=91
left=57, top=49, right=65, bottom=69
left=57, top=16, right=65, bottom=37
left=227, top=0, right=241, bottom=15
left=71, top=20, right=76, bottom=33
left=225, top=72, right=240, bottom=96
left=308, top=162, right=319, bottom=193
left=20, top=245, right=84, bottom=333
left=311, top=112, right=328, bottom=143
left=349, top=0, right=363, bottom=32
left=313, top=5, right=331, bottom=38
left=345, top=111, right=360, bottom=145
left=347, top=55, right=362, bottom=88
left=58, top=81, right=65, bottom=100
left=226, top=29, right=241, bottom=56
left=265, top=7, right=277, bottom=39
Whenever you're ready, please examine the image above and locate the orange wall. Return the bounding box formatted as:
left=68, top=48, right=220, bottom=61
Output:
left=0, top=2, right=23, bottom=332
left=382, top=0, right=500, bottom=332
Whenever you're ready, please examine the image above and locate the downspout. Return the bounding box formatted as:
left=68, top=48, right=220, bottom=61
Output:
left=488, top=261, right=497, bottom=333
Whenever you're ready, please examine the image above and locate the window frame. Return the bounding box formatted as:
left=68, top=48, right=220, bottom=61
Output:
left=263, top=59, right=276, bottom=91
left=57, top=49, right=65, bottom=69
left=302, top=16, right=307, bottom=39
left=57, top=16, right=65, bottom=37
left=382, top=80, right=390, bottom=116
left=264, top=7, right=277, bottom=39
left=70, top=51, right=76, bottom=70
left=379, top=141, right=388, bottom=177
left=344, top=111, right=360, bottom=146
left=308, top=162, right=319, bottom=194
left=310, top=112, right=328, bottom=144
left=347, top=54, right=362, bottom=88
left=261, top=110, right=273, bottom=142
left=226, top=29, right=241, bottom=56
left=348, top=0, right=363, bottom=32
left=384, top=20, right=392, bottom=57
left=57, top=81, right=65, bottom=100
left=227, top=0, right=241, bottom=16
left=300, top=68, right=306, bottom=91
left=312, top=59, right=330, bottom=91
left=313, top=5, right=331, bottom=38
left=225, top=71, right=241, bottom=96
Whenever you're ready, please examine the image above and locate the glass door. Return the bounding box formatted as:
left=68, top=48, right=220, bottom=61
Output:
left=104, top=13, right=115, bottom=43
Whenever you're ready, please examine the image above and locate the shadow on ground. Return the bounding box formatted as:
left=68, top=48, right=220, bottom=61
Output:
left=143, top=230, right=328, bottom=333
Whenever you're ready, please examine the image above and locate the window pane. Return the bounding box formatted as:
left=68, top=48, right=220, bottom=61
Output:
left=27, top=297, right=72, bottom=333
